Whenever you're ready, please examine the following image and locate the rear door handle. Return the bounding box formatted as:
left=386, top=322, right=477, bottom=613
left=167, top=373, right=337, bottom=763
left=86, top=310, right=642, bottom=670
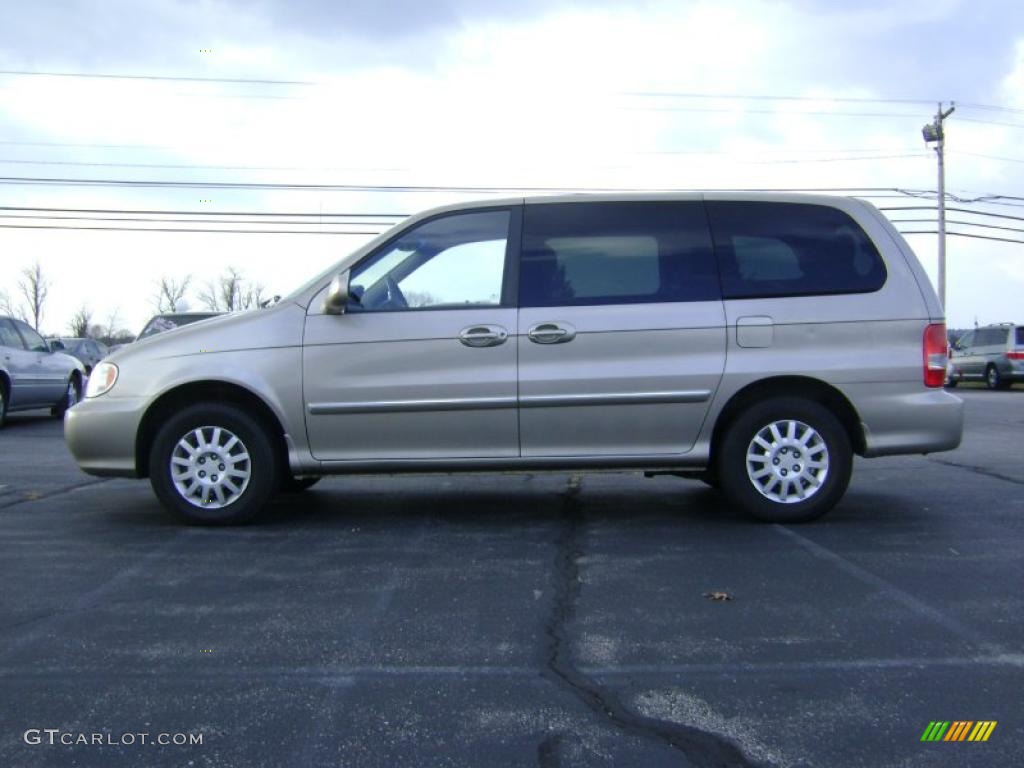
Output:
left=459, top=325, right=508, bottom=348
left=527, top=322, right=576, bottom=344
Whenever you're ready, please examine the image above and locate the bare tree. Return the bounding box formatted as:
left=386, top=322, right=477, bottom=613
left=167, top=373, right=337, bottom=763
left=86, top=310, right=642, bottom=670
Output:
left=103, top=306, right=123, bottom=340
left=404, top=290, right=439, bottom=308
left=199, top=267, right=264, bottom=311
left=18, top=261, right=49, bottom=330
left=69, top=305, right=93, bottom=337
left=239, top=281, right=266, bottom=310
left=0, top=288, right=17, bottom=318
left=152, top=275, right=192, bottom=313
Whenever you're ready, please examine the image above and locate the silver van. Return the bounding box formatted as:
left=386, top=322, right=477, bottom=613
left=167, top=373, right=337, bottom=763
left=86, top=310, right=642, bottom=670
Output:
left=65, top=193, right=963, bottom=525
left=947, top=323, right=1024, bottom=389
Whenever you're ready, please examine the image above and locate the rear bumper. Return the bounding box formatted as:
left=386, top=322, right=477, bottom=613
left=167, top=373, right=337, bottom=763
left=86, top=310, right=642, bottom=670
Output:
left=64, top=396, right=146, bottom=477
left=849, top=384, right=964, bottom=457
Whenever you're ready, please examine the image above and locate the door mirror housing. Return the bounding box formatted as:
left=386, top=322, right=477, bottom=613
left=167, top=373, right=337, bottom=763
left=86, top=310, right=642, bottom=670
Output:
left=323, top=270, right=357, bottom=315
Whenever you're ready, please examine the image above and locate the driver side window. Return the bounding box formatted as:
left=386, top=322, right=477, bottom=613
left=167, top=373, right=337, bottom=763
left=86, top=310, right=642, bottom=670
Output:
left=350, top=210, right=510, bottom=312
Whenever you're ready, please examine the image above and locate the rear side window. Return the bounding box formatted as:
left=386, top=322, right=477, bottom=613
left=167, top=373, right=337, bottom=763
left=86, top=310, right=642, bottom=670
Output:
left=519, top=202, right=719, bottom=307
left=1016, top=327, right=1024, bottom=346
left=707, top=202, right=887, bottom=299
left=976, top=328, right=1008, bottom=346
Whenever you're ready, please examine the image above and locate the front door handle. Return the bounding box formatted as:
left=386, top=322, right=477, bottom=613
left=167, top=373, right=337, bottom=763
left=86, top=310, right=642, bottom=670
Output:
left=527, top=322, right=576, bottom=344
left=459, top=325, right=508, bottom=348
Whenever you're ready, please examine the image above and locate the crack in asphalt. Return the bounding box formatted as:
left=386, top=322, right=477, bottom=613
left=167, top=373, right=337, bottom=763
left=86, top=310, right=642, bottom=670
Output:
left=927, top=458, right=1024, bottom=487
left=0, top=477, right=110, bottom=510
left=540, top=475, right=763, bottom=768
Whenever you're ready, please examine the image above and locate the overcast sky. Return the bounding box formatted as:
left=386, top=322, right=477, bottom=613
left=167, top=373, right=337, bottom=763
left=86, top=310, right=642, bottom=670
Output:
left=1, top=0, right=1023, bottom=334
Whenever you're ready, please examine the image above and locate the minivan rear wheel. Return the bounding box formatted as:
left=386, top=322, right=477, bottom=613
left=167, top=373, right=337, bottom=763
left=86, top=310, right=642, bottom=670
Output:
left=149, top=403, right=280, bottom=525
left=718, top=397, right=852, bottom=523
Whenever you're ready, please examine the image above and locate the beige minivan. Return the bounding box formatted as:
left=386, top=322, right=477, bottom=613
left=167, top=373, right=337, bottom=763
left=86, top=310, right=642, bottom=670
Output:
left=65, top=193, right=963, bottom=525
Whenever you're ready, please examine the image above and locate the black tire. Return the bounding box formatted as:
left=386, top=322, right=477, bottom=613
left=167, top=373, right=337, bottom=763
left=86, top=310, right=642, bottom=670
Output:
left=717, top=397, right=852, bottom=523
left=0, top=377, right=8, bottom=428
left=986, top=365, right=1011, bottom=391
left=52, top=374, right=82, bottom=418
left=280, top=476, right=321, bottom=493
left=944, top=370, right=958, bottom=388
left=149, top=403, right=280, bottom=525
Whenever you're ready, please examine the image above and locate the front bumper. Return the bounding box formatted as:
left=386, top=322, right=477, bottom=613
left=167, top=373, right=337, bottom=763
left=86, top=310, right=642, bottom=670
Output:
left=64, top=395, right=147, bottom=477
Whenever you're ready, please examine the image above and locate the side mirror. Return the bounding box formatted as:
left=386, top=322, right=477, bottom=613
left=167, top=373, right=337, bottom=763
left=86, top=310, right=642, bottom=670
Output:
left=323, top=270, right=355, bottom=315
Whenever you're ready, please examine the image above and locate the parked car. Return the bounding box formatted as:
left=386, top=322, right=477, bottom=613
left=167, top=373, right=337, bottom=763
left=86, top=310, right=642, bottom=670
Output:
left=107, top=312, right=225, bottom=354
left=137, top=312, right=223, bottom=341
left=1, top=316, right=86, bottom=427
left=47, top=337, right=109, bottom=374
left=65, top=193, right=963, bottom=525
left=946, top=323, right=1024, bottom=389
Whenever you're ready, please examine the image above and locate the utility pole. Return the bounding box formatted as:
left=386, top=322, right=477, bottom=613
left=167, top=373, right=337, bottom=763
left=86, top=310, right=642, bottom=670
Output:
left=922, top=101, right=956, bottom=310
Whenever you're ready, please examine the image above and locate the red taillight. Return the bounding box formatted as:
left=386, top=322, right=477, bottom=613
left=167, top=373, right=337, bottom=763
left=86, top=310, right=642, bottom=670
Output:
left=923, top=323, right=947, bottom=387
left=1007, top=351, right=1024, bottom=361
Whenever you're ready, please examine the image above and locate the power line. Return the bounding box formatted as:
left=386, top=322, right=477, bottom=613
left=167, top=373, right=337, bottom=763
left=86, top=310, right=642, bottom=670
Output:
left=0, top=223, right=382, bottom=235
left=749, top=153, right=929, bottom=165
left=0, top=69, right=311, bottom=86
left=0, top=154, right=935, bottom=171
left=897, top=230, right=1024, bottom=245
left=879, top=205, right=1024, bottom=222
left=953, top=116, right=1024, bottom=129
left=0, top=205, right=407, bottom=218
left=956, top=101, right=1024, bottom=116
left=4, top=72, right=1020, bottom=119
left=889, top=218, right=1024, bottom=234
left=950, top=150, right=1024, bottom=164
left=0, top=158, right=406, bottom=173
left=622, top=106, right=928, bottom=119
left=0, top=140, right=171, bottom=150
left=0, top=176, right=956, bottom=194
left=0, top=213, right=399, bottom=227
left=622, top=91, right=936, bottom=106
left=0, top=177, right=970, bottom=193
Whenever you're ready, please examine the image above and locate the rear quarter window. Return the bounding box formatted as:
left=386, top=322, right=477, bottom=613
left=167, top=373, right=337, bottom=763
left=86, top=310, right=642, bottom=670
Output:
left=1016, top=327, right=1024, bottom=346
left=706, top=202, right=887, bottom=299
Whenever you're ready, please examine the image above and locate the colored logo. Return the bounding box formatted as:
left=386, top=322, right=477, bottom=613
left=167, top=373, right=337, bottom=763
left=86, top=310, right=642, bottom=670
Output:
left=921, top=721, right=997, bottom=742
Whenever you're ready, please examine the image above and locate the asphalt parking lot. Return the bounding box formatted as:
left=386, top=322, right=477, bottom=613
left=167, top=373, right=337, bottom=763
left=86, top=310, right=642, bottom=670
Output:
left=0, top=389, right=1021, bottom=768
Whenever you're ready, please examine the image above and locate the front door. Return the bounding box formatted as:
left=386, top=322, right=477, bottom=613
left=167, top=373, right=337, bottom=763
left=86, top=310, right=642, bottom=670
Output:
left=303, top=207, right=520, bottom=462
left=516, top=200, right=726, bottom=457
left=9, top=318, right=65, bottom=407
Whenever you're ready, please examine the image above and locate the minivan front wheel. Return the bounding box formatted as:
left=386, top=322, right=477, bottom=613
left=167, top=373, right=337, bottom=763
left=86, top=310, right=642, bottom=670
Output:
left=986, top=365, right=1009, bottom=390
left=718, top=397, right=852, bottom=523
left=149, top=403, right=280, bottom=525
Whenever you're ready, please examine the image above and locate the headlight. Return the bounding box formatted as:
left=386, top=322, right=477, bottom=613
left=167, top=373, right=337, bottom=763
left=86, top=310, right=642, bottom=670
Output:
left=85, top=362, right=119, bottom=398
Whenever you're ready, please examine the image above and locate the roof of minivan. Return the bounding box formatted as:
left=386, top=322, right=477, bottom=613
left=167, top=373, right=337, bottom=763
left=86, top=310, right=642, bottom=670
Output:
left=410, top=191, right=869, bottom=216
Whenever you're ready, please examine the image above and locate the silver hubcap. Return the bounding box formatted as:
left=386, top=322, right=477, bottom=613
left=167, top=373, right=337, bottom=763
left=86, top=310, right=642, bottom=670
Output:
left=745, top=419, right=829, bottom=504
left=66, top=380, right=78, bottom=408
left=170, top=426, right=251, bottom=509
